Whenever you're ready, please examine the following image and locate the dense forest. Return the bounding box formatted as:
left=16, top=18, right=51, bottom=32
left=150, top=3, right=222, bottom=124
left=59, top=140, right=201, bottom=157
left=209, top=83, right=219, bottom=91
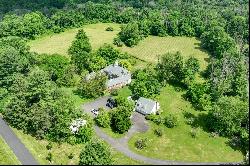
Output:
left=0, top=0, right=249, bottom=164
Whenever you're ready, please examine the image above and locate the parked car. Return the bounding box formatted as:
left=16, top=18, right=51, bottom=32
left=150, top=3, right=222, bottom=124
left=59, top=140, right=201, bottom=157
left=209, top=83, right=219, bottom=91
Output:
left=106, top=98, right=117, bottom=109
left=91, top=109, right=99, bottom=116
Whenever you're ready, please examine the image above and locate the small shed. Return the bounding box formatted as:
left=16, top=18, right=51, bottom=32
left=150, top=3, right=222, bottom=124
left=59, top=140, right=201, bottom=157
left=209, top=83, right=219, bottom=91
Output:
left=135, top=97, right=160, bottom=115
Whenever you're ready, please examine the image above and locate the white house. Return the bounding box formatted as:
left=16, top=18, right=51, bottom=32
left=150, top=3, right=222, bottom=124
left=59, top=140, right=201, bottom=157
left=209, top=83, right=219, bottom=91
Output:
left=135, top=97, right=160, bottom=115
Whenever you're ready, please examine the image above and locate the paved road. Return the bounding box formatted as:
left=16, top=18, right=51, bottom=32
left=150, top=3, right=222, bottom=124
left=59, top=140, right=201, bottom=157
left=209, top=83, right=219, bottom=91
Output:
left=82, top=96, right=111, bottom=114
left=83, top=97, right=241, bottom=165
left=0, top=117, right=39, bottom=165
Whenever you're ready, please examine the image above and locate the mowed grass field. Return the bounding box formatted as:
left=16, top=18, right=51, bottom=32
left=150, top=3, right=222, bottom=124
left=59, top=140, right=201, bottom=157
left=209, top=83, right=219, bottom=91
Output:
left=119, top=36, right=209, bottom=70
left=0, top=136, right=21, bottom=165
left=29, top=23, right=121, bottom=56
left=12, top=128, right=143, bottom=165
left=29, top=23, right=209, bottom=70
left=128, top=85, right=244, bottom=162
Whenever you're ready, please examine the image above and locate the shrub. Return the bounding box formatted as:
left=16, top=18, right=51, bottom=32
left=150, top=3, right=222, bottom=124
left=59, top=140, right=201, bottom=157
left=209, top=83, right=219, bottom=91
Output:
left=111, top=107, right=132, bottom=134
left=79, top=139, right=112, bottom=165
left=154, top=128, right=163, bottom=137
left=94, top=108, right=111, bottom=128
left=164, top=114, right=178, bottom=128
left=46, top=152, right=52, bottom=162
left=190, top=128, right=199, bottom=138
left=118, top=23, right=142, bottom=47
left=135, top=138, right=148, bottom=149
left=185, top=117, right=195, bottom=125
left=110, top=89, right=118, bottom=96
left=52, top=25, right=64, bottom=33
left=46, top=142, right=52, bottom=150
left=68, top=153, right=74, bottom=159
left=118, top=59, right=132, bottom=71
left=113, top=37, right=123, bottom=47
left=153, top=116, right=164, bottom=125
left=145, top=114, right=157, bottom=121
left=106, top=27, right=114, bottom=31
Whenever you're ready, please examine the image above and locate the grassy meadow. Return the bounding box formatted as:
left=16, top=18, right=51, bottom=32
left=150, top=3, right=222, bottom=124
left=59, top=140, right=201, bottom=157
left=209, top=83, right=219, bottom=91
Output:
left=29, top=23, right=121, bottom=57
left=12, top=128, right=143, bottom=165
left=29, top=23, right=209, bottom=70
left=119, top=36, right=209, bottom=70
left=128, top=85, right=243, bottom=162
left=26, top=22, right=243, bottom=163
left=0, top=136, right=21, bottom=165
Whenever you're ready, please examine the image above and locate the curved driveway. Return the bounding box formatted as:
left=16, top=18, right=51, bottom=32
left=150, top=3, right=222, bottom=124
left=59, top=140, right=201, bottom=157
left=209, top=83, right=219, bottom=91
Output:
left=83, top=97, right=241, bottom=165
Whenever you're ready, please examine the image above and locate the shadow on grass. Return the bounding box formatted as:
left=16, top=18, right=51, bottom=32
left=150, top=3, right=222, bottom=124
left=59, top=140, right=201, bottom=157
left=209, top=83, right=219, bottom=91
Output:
left=225, top=136, right=246, bottom=155
left=183, top=111, right=246, bottom=156
left=182, top=111, right=211, bottom=133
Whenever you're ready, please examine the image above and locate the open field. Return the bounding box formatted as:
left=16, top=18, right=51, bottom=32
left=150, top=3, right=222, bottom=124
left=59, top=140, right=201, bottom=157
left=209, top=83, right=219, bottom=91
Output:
left=29, top=23, right=209, bottom=70
left=119, top=36, right=209, bottom=70
left=128, top=85, right=244, bottom=162
left=29, top=23, right=121, bottom=56
left=12, top=128, right=143, bottom=165
left=0, top=136, right=21, bottom=165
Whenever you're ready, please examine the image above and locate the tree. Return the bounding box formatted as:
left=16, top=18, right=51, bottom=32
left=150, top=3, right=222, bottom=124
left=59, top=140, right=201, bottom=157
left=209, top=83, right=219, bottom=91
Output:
left=111, top=106, right=132, bottom=134
left=157, top=52, right=184, bottom=84
left=0, top=14, right=23, bottom=38
left=0, top=47, right=30, bottom=88
left=22, top=12, right=47, bottom=39
left=96, top=44, right=120, bottom=65
left=3, top=67, right=91, bottom=143
left=164, top=114, right=178, bottom=128
left=207, top=96, right=248, bottom=137
left=208, top=54, right=248, bottom=100
left=0, top=36, right=30, bottom=55
left=71, top=51, right=90, bottom=74
left=114, top=96, right=134, bottom=112
left=201, top=26, right=237, bottom=59
left=57, top=64, right=80, bottom=87
left=226, top=16, right=248, bottom=44
left=129, top=68, right=161, bottom=99
left=79, top=139, right=113, bottom=165
left=182, top=57, right=200, bottom=86
left=77, top=72, right=107, bottom=98
left=87, top=54, right=107, bottom=72
left=68, top=29, right=91, bottom=55
left=137, top=20, right=150, bottom=38
left=94, top=108, right=111, bottom=128
left=118, top=23, right=142, bottom=47
left=186, top=83, right=212, bottom=111
left=38, top=54, right=70, bottom=82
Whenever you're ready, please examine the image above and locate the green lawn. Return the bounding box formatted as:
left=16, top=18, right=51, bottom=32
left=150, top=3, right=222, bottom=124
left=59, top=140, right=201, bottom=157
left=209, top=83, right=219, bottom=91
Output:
left=12, top=128, right=143, bottom=165
left=29, top=23, right=121, bottom=57
left=117, top=86, right=132, bottom=98
left=118, top=36, right=209, bottom=70
left=29, top=23, right=209, bottom=70
left=0, top=136, right=21, bottom=165
left=60, top=87, right=92, bottom=108
left=128, top=85, right=244, bottom=162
